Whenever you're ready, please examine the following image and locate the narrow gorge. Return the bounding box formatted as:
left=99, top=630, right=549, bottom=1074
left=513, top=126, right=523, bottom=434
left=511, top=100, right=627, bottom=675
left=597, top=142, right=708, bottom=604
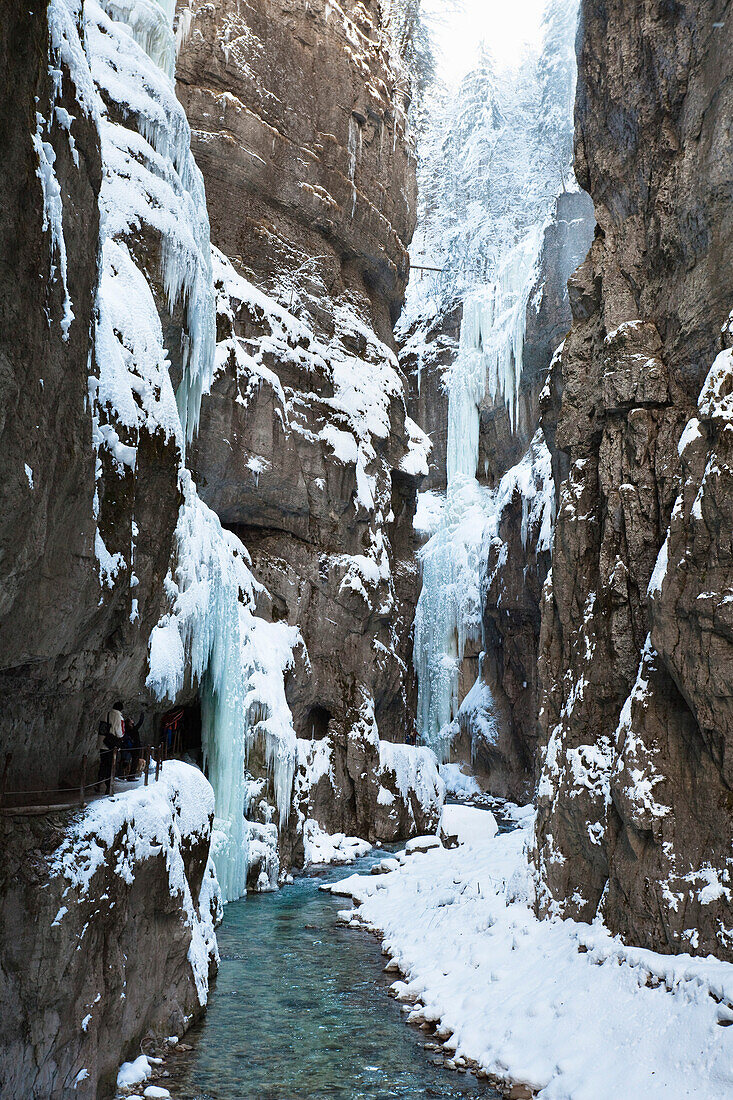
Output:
left=0, top=1, right=731, bottom=1098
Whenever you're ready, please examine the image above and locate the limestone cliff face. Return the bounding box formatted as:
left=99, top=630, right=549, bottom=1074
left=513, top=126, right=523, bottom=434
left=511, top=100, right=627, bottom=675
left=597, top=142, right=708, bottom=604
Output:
left=0, top=1, right=431, bottom=1092
left=177, top=0, right=426, bottom=757
left=0, top=0, right=205, bottom=799
left=0, top=3, right=103, bottom=793
left=0, top=6, right=223, bottom=1094
left=175, top=0, right=414, bottom=340
left=473, top=190, right=594, bottom=800
left=535, top=0, right=733, bottom=959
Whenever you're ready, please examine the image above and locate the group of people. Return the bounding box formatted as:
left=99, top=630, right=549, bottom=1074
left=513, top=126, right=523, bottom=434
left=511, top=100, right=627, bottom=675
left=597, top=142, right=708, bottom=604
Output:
left=97, top=702, right=145, bottom=794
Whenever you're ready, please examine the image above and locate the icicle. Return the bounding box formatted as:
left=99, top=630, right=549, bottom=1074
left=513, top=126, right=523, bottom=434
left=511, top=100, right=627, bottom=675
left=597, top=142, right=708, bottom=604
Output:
left=33, top=120, right=74, bottom=340
left=86, top=0, right=257, bottom=899
left=174, top=6, right=195, bottom=55
left=89, top=0, right=216, bottom=443
left=100, top=0, right=176, bottom=78
left=147, top=475, right=300, bottom=902
left=34, top=0, right=101, bottom=342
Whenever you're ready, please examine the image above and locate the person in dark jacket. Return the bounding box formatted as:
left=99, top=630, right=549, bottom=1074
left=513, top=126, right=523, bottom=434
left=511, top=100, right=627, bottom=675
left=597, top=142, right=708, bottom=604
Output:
left=97, top=702, right=125, bottom=794
left=120, top=711, right=144, bottom=778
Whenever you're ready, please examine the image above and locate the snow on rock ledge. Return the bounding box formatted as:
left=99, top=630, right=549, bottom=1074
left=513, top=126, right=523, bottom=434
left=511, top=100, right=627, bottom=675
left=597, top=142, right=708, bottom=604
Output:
left=0, top=762, right=220, bottom=1100
left=291, top=727, right=444, bottom=858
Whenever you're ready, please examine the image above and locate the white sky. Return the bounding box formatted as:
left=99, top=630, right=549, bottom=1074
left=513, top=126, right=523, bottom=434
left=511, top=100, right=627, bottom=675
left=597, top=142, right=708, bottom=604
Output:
left=423, top=0, right=547, bottom=86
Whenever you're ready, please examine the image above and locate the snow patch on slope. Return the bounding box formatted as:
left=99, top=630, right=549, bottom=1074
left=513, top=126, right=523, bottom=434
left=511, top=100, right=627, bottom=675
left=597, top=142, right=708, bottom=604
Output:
left=51, top=761, right=220, bottom=1005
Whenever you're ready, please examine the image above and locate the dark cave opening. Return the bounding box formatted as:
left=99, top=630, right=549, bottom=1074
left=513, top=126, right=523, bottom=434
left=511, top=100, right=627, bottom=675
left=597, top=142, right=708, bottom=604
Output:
left=159, top=698, right=202, bottom=766
left=305, top=704, right=332, bottom=740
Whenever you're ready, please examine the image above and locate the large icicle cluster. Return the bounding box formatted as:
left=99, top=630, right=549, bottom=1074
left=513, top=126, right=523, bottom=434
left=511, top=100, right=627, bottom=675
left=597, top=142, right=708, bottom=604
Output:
left=87, top=0, right=215, bottom=446
left=68, top=0, right=217, bottom=590
left=146, top=474, right=301, bottom=902
left=102, top=0, right=177, bottom=78
left=415, top=420, right=554, bottom=758
left=413, top=216, right=549, bottom=758
left=453, top=226, right=544, bottom=437
left=39, top=0, right=103, bottom=340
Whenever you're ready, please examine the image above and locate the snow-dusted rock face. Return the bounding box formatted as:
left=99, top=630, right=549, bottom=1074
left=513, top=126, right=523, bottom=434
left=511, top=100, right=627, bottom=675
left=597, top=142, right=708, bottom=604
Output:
left=178, top=0, right=426, bottom=752
left=477, top=189, right=595, bottom=493
left=3, top=1, right=232, bottom=1089
left=0, top=0, right=214, bottom=796
left=175, top=0, right=415, bottom=341
left=535, top=0, right=733, bottom=959
left=468, top=193, right=593, bottom=801
left=398, top=4, right=596, bottom=799
left=475, top=433, right=555, bottom=800
left=291, top=721, right=444, bottom=857
left=0, top=763, right=220, bottom=1100
left=0, top=3, right=104, bottom=793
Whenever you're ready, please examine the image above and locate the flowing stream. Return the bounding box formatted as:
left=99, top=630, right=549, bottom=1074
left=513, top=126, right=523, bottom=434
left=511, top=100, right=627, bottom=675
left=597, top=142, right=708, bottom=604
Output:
left=170, top=848, right=499, bottom=1099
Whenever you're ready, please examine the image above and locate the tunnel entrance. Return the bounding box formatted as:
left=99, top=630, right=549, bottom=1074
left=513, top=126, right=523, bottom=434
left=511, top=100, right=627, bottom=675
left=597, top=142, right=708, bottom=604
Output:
left=159, top=699, right=202, bottom=765
left=305, top=705, right=332, bottom=740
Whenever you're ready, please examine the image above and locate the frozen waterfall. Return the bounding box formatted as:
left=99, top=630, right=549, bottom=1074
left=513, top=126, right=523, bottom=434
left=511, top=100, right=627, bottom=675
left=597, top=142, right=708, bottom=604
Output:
left=414, top=226, right=544, bottom=758
left=147, top=476, right=299, bottom=903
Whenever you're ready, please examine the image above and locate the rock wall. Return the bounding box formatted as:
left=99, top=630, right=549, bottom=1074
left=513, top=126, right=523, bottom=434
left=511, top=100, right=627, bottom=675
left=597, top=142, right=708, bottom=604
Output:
left=534, top=0, right=733, bottom=959
left=291, top=720, right=443, bottom=859
left=177, top=0, right=427, bottom=750
left=477, top=189, right=595, bottom=492
left=470, top=190, right=594, bottom=800
left=0, top=0, right=104, bottom=794
left=474, top=432, right=554, bottom=801
left=0, top=763, right=219, bottom=1100
left=0, top=0, right=212, bottom=797
left=400, top=300, right=461, bottom=492
left=1, top=0, right=434, bottom=1093
left=175, top=0, right=415, bottom=336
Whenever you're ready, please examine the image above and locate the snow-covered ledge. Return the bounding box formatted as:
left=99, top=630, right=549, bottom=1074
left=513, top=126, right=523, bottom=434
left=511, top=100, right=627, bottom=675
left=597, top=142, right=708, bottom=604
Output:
left=0, top=762, right=220, bottom=1100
